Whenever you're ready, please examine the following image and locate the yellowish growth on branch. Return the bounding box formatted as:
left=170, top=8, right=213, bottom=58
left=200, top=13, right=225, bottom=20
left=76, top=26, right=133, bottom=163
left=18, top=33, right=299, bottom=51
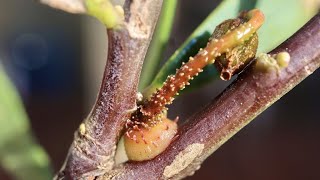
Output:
left=124, top=118, right=177, bottom=161
left=255, top=52, right=291, bottom=73
left=85, top=0, right=124, bottom=28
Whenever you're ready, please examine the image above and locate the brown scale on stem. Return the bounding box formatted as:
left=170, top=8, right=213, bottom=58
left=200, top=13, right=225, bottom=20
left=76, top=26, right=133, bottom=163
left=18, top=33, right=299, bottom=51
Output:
left=124, top=9, right=265, bottom=161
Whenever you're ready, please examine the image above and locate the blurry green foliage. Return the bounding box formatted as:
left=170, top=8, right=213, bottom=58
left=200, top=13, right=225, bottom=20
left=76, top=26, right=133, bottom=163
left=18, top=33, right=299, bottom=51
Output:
left=0, top=65, right=52, bottom=180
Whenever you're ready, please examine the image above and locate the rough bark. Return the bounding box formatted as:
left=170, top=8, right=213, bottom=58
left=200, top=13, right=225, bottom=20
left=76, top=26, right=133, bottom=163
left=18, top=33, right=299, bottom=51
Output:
left=55, top=0, right=163, bottom=179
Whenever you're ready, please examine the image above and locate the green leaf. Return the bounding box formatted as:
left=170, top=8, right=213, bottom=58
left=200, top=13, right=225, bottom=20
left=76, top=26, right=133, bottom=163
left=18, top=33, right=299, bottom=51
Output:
left=0, top=65, right=53, bottom=180
left=257, top=0, right=317, bottom=52
left=85, top=0, right=124, bottom=28
left=239, top=0, right=258, bottom=12
left=139, top=0, right=178, bottom=90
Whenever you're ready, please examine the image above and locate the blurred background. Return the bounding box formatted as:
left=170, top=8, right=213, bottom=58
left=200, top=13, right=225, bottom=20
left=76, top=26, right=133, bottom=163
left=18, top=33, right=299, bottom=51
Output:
left=0, top=0, right=319, bottom=179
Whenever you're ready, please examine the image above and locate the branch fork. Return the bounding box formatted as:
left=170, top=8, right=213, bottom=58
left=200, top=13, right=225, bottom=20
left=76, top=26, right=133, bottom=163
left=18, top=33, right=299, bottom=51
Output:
left=41, top=0, right=320, bottom=178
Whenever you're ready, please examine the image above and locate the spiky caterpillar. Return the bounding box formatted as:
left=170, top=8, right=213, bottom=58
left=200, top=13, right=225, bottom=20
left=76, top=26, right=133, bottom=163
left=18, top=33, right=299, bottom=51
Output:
left=124, top=9, right=265, bottom=161
left=140, top=9, right=264, bottom=118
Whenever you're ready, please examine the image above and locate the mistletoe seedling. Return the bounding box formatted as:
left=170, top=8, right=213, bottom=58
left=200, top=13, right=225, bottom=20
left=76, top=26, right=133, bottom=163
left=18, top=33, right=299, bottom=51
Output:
left=123, top=9, right=265, bottom=161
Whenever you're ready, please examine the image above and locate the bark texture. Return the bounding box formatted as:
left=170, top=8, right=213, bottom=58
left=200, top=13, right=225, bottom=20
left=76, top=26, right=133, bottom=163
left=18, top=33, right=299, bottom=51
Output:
left=55, top=0, right=163, bottom=179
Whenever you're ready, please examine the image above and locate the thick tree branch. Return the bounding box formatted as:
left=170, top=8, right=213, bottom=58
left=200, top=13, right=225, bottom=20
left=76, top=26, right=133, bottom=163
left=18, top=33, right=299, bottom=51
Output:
left=55, top=0, right=163, bottom=179
left=99, top=13, right=320, bottom=180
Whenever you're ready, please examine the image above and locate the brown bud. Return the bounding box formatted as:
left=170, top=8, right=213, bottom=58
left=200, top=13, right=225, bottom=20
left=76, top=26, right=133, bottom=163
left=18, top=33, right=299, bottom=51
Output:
left=212, top=13, right=259, bottom=80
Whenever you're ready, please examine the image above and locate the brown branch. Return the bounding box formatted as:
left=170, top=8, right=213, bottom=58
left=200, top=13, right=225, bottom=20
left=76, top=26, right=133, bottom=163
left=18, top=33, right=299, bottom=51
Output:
left=99, top=13, right=320, bottom=180
left=55, top=0, right=163, bottom=179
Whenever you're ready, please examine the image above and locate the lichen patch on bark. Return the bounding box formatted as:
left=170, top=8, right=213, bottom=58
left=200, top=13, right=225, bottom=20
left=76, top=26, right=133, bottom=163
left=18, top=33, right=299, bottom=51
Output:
left=163, top=143, right=204, bottom=179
